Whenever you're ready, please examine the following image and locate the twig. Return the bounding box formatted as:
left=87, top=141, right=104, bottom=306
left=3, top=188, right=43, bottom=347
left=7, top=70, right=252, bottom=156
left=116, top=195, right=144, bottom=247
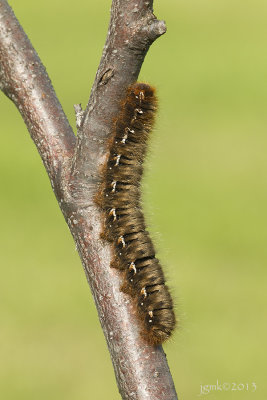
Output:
left=0, top=0, right=178, bottom=398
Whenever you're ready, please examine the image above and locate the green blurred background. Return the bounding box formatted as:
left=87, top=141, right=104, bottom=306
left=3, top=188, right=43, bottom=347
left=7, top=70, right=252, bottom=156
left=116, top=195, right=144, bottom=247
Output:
left=1, top=0, right=267, bottom=398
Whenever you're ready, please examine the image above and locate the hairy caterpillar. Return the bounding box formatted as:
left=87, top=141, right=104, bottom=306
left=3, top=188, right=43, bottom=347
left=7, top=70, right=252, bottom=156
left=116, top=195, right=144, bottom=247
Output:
left=95, top=83, right=176, bottom=345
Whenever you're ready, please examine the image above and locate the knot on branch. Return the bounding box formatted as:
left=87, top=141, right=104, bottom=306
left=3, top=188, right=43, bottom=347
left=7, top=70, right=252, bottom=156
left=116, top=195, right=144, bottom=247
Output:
left=125, top=14, right=166, bottom=55
left=145, top=18, right=167, bottom=41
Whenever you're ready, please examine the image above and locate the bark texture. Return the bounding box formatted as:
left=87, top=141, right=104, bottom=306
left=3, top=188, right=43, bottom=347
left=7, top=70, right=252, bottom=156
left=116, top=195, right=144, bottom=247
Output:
left=0, top=1, right=178, bottom=399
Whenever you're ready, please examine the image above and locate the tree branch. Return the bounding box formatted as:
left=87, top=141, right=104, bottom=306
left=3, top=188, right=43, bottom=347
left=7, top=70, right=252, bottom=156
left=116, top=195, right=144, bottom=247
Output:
left=0, top=0, right=75, bottom=184
left=0, top=0, right=178, bottom=399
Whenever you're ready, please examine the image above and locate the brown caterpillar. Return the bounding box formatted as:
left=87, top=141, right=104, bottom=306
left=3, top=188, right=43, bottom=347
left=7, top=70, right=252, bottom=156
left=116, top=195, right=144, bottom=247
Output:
left=95, top=83, right=176, bottom=345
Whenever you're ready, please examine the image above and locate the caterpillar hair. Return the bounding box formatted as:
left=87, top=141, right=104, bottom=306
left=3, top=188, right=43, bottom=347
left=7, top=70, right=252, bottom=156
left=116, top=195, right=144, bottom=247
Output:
left=95, top=82, right=176, bottom=345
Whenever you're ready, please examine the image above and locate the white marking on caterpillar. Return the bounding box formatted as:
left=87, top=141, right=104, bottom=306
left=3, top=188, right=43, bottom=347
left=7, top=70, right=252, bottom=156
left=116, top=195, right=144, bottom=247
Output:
left=111, top=181, right=117, bottom=193
left=126, top=128, right=135, bottom=134
left=129, top=262, right=137, bottom=274
left=141, top=287, right=147, bottom=298
left=148, top=310, right=154, bottom=323
left=139, top=91, right=145, bottom=102
left=109, top=208, right=117, bottom=221
left=121, top=134, right=128, bottom=144
left=118, top=236, right=126, bottom=248
left=115, top=155, right=121, bottom=166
